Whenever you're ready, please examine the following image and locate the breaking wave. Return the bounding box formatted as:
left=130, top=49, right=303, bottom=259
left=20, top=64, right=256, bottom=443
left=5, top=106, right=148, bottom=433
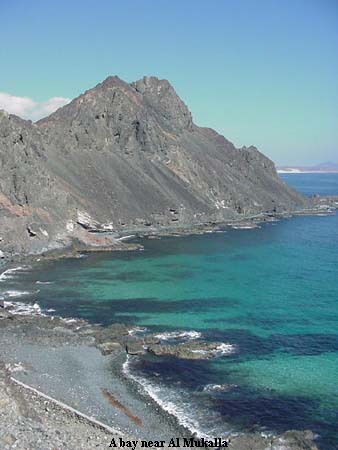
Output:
left=2, top=290, right=33, bottom=298
left=3, top=300, right=43, bottom=316
left=122, top=356, right=232, bottom=440
left=202, top=383, right=237, bottom=393
left=128, top=326, right=149, bottom=336
left=154, top=330, right=202, bottom=341
left=191, top=343, right=235, bottom=357
left=0, top=266, right=30, bottom=282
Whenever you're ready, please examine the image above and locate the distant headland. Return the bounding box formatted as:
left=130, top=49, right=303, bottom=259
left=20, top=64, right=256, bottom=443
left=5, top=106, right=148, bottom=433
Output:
left=277, top=161, right=338, bottom=173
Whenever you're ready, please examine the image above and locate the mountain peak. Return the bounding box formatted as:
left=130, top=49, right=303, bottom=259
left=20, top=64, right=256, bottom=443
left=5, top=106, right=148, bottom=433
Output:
left=0, top=74, right=308, bottom=256
left=133, top=75, right=171, bottom=89
left=131, top=76, right=193, bottom=131
left=38, top=74, right=193, bottom=132
left=98, top=75, right=128, bottom=89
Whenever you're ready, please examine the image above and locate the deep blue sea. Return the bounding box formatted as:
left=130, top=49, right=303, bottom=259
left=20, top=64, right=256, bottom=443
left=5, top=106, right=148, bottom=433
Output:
left=1, top=173, right=338, bottom=448
left=279, top=172, right=338, bottom=197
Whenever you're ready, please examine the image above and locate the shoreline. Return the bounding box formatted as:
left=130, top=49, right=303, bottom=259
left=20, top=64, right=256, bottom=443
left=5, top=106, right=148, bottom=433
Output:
left=1, top=197, right=338, bottom=267
left=0, top=291, right=320, bottom=449
left=1, top=205, right=336, bottom=449
left=0, top=309, right=190, bottom=443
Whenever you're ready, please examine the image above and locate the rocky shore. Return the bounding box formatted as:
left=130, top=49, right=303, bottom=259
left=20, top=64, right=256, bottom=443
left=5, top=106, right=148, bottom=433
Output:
left=0, top=304, right=320, bottom=450
left=2, top=194, right=337, bottom=266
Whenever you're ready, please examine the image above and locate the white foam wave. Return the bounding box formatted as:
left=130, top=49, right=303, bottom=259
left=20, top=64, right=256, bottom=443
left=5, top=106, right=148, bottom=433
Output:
left=36, top=281, right=54, bottom=285
left=2, top=290, right=32, bottom=298
left=123, top=356, right=216, bottom=439
left=4, top=300, right=43, bottom=316
left=0, top=266, right=30, bottom=282
left=4, top=302, right=78, bottom=321
left=154, top=330, right=202, bottom=341
left=123, top=357, right=233, bottom=439
left=62, top=318, right=77, bottom=324
left=215, top=343, right=236, bottom=355
left=231, top=225, right=257, bottom=229
left=128, top=326, right=148, bottom=336
left=203, top=383, right=237, bottom=393
left=191, top=343, right=235, bottom=357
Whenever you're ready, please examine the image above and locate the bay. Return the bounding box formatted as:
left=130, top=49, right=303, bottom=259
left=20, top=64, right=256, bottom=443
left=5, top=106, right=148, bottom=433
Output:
left=2, top=173, right=338, bottom=448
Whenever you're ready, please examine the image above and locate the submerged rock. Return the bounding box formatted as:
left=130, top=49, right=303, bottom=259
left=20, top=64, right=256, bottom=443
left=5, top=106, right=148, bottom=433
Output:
left=148, top=341, right=234, bottom=360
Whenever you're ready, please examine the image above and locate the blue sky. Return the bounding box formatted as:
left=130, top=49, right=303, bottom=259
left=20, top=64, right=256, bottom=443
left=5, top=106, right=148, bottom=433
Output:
left=0, top=0, right=337, bottom=165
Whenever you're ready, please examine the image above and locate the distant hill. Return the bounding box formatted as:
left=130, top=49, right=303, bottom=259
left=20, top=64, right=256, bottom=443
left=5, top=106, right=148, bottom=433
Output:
left=277, top=162, right=338, bottom=173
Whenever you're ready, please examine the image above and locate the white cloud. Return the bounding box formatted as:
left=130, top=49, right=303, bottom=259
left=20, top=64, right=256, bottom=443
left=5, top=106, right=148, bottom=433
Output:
left=0, top=92, right=71, bottom=121
left=0, top=92, right=36, bottom=117
left=32, top=97, right=72, bottom=119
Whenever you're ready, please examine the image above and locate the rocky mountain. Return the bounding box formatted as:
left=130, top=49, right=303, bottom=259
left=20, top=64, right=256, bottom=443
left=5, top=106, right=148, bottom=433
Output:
left=0, top=75, right=308, bottom=256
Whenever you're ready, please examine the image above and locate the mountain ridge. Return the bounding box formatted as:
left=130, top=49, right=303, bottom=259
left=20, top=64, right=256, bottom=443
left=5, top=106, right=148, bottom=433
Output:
left=0, top=75, right=312, bottom=256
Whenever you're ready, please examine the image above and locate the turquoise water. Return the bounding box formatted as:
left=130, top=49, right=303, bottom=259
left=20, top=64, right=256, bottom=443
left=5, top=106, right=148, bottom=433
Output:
left=1, top=174, right=338, bottom=448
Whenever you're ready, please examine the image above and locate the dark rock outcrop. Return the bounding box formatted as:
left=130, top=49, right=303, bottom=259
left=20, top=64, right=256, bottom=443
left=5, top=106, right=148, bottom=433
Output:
left=148, top=341, right=233, bottom=360
left=0, top=76, right=310, bottom=256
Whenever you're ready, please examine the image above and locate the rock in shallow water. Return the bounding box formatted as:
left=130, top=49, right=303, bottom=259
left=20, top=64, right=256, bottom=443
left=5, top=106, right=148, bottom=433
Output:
left=96, top=341, right=122, bottom=355
left=148, top=341, right=233, bottom=359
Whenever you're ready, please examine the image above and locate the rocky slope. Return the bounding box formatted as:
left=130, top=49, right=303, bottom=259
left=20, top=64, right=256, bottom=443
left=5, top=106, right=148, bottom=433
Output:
left=0, top=75, right=309, bottom=256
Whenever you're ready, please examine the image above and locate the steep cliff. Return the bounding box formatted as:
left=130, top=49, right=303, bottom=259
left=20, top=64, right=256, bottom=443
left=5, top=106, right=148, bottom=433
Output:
left=0, top=76, right=308, bottom=255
